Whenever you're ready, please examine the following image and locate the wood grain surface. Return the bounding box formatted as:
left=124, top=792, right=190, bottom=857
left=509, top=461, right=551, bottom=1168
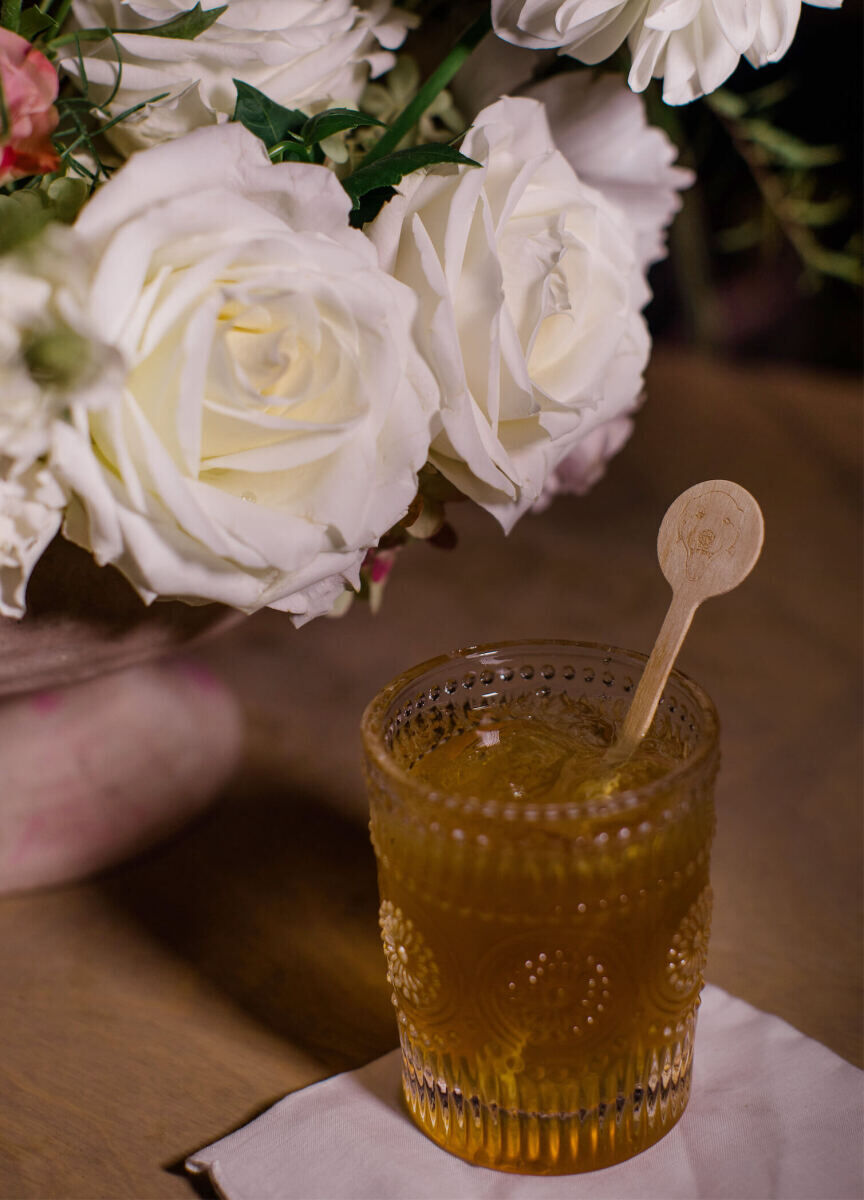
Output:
left=1, top=348, right=861, bottom=1199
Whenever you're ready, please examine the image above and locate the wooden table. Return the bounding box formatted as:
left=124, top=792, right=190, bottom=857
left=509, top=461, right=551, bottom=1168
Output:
left=1, top=349, right=860, bottom=1198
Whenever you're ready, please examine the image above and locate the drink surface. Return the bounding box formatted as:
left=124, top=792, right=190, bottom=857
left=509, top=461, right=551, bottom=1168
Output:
left=369, top=684, right=716, bottom=1174
left=409, top=697, right=681, bottom=806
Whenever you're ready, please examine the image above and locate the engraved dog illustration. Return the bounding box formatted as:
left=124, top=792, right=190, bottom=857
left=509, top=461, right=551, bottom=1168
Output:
left=677, top=487, right=743, bottom=582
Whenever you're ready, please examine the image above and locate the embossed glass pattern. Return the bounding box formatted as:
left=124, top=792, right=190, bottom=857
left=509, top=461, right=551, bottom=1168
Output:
left=362, top=641, right=719, bottom=1174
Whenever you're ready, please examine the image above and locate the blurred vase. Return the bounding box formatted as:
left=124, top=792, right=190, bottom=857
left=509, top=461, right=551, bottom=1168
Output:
left=0, top=537, right=245, bottom=895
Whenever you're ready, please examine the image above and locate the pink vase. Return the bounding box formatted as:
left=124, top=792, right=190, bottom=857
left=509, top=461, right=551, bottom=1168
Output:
left=0, top=538, right=245, bottom=895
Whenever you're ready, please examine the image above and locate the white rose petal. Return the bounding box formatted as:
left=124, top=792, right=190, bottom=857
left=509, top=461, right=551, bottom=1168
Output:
left=492, top=0, right=842, bottom=104
left=58, top=122, right=436, bottom=622
left=453, top=46, right=692, bottom=270
left=517, top=72, right=693, bottom=268
left=0, top=464, right=65, bottom=618
left=369, top=96, right=650, bottom=529
left=60, top=0, right=414, bottom=154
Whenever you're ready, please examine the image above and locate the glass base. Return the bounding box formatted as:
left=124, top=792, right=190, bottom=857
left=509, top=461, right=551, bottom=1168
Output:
left=401, top=1046, right=693, bottom=1174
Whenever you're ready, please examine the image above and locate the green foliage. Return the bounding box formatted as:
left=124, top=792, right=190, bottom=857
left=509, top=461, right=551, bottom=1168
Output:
left=230, top=82, right=470, bottom=216
left=232, top=81, right=306, bottom=149
left=353, top=55, right=464, bottom=163
left=732, top=118, right=841, bottom=170
left=42, top=174, right=90, bottom=221
left=349, top=185, right=397, bottom=228
left=6, top=2, right=483, bottom=243
left=47, top=2, right=226, bottom=49
left=0, top=176, right=89, bottom=253
left=23, top=325, right=91, bottom=389
left=706, top=88, right=861, bottom=288
left=45, top=43, right=171, bottom=190
left=125, top=3, right=227, bottom=40
left=342, top=143, right=479, bottom=220
left=232, top=84, right=387, bottom=171
left=0, top=0, right=21, bottom=35
left=361, top=8, right=491, bottom=168
left=0, top=191, right=51, bottom=254
left=231, top=72, right=480, bottom=225
left=19, top=7, right=57, bottom=39
left=300, top=108, right=385, bottom=147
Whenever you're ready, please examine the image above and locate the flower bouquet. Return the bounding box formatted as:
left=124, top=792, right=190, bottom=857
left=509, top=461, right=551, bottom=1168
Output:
left=6, top=0, right=847, bottom=628
left=0, top=0, right=845, bottom=889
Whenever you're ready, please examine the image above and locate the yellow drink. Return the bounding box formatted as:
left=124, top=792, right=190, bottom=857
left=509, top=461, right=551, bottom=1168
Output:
left=363, top=642, right=718, bottom=1174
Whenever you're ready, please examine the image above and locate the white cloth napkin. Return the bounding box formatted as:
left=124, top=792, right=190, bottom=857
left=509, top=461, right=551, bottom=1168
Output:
left=187, top=985, right=863, bottom=1200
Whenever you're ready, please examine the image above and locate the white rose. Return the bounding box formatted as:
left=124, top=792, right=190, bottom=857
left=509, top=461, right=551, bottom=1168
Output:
left=526, top=73, right=692, bottom=268
left=368, top=96, right=650, bottom=529
left=492, top=0, right=842, bottom=104
left=60, top=0, right=413, bottom=154
left=54, top=123, right=435, bottom=622
left=0, top=227, right=124, bottom=616
left=453, top=46, right=692, bottom=269
left=450, top=62, right=689, bottom=511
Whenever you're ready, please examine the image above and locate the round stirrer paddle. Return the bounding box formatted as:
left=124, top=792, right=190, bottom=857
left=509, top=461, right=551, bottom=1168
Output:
left=605, top=480, right=764, bottom=766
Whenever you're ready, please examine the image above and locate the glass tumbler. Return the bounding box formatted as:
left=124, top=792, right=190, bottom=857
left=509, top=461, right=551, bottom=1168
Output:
left=361, top=640, right=719, bottom=1175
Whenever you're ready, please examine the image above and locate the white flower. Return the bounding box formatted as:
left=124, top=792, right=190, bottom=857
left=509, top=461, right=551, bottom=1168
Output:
left=513, top=72, right=692, bottom=268
left=0, top=227, right=124, bottom=617
left=60, top=0, right=413, bottom=154
left=54, top=122, right=435, bottom=622
left=453, top=48, right=692, bottom=268
left=491, top=0, right=842, bottom=105
left=1, top=237, right=121, bottom=455
left=0, top=464, right=66, bottom=618
left=521, top=74, right=690, bottom=498
left=368, top=96, right=650, bottom=529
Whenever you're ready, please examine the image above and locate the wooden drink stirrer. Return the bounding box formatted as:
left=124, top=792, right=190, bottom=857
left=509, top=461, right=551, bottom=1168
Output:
left=605, top=480, right=764, bottom=766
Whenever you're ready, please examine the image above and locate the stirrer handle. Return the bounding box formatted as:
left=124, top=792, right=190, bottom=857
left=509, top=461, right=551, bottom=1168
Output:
left=604, top=480, right=764, bottom=766
left=605, top=591, right=696, bottom=766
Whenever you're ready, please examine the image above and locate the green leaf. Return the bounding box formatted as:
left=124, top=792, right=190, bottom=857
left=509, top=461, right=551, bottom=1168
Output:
left=125, top=3, right=226, bottom=40
left=741, top=119, right=842, bottom=169
left=232, top=80, right=306, bottom=148
left=44, top=176, right=90, bottom=223
left=746, top=78, right=795, bottom=113
left=269, top=141, right=313, bottom=164
left=342, top=144, right=479, bottom=210
left=23, top=326, right=91, bottom=389
left=705, top=89, right=747, bottom=120
left=782, top=194, right=850, bottom=228
left=300, top=108, right=385, bottom=147
left=19, top=7, right=57, bottom=39
left=803, top=246, right=863, bottom=286
left=362, top=9, right=491, bottom=168
left=348, top=185, right=396, bottom=228
left=715, top=218, right=765, bottom=253
left=0, top=175, right=92, bottom=254
left=0, top=0, right=21, bottom=35
left=0, top=191, right=50, bottom=254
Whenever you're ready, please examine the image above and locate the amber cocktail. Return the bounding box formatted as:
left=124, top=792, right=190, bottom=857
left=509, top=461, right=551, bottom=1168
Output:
left=362, top=641, right=719, bottom=1174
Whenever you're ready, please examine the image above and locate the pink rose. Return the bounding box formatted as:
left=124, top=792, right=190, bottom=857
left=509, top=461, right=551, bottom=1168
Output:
left=0, top=29, right=60, bottom=184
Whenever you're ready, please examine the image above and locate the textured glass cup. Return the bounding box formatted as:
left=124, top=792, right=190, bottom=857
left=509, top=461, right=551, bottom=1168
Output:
left=362, top=640, right=719, bottom=1174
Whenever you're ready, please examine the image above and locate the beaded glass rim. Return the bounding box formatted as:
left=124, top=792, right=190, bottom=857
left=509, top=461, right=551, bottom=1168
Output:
left=361, top=639, right=720, bottom=812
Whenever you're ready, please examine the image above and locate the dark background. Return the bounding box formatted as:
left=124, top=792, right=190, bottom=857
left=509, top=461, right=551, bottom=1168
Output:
left=418, top=0, right=863, bottom=371
left=649, top=5, right=863, bottom=371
